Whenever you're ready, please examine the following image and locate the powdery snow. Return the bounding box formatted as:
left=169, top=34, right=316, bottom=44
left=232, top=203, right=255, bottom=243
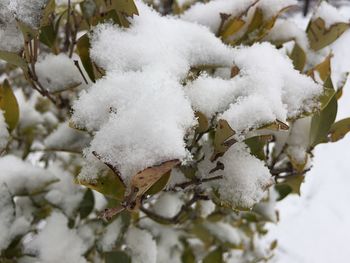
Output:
left=125, top=227, right=157, bottom=263
left=0, top=155, right=57, bottom=196
left=26, top=212, right=88, bottom=263
left=99, top=218, right=122, bottom=251
left=36, top=54, right=84, bottom=93
left=210, top=142, right=273, bottom=208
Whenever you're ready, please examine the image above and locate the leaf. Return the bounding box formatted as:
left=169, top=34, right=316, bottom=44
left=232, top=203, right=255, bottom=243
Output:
left=260, top=120, right=289, bottom=131
left=244, top=135, right=273, bottom=160
left=328, top=118, right=350, bottom=142
left=17, top=21, right=39, bottom=42
left=245, top=8, right=264, bottom=35
left=307, top=54, right=332, bottom=82
left=104, top=251, right=131, bottom=263
left=130, top=160, right=179, bottom=197
left=211, top=119, right=235, bottom=161
left=77, top=170, right=125, bottom=200
left=0, top=51, right=27, bottom=71
left=220, top=18, right=245, bottom=40
left=181, top=241, right=196, bottom=263
left=195, top=111, right=209, bottom=133
left=319, top=77, right=336, bottom=111
left=281, top=175, right=304, bottom=195
left=310, top=91, right=338, bottom=147
left=40, top=23, right=57, bottom=49
left=76, top=34, right=95, bottom=82
left=40, top=0, right=56, bottom=27
left=145, top=170, right=171, bottom=195
left=307, top=18, right=350, bottom=51
left=103, top=0, right=139, bottom=27
left=78, top=188, right=95, bottom=219
left=0, top=80, right=20, bottom=132
left=203, top=247, right=223, bottom=263
left=290, top=43, right=306, bottom=72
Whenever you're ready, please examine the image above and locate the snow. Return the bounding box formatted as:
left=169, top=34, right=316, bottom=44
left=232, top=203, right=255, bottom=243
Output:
left=0, top=184, right=31, bottom=251
left=209, top=142, right=273, bottom=209
left=44, top=122, right=90, bottom=152
left=313, top=1, right=349, bottom=28
left=0, top=155, right=57, bottom=196
left=204, top=222, right=241, bottom=245
left=0, top=110, right=9, bottom=150
left=125, top=227, right=157, bottom=263
left=264, top=19, right=309, bottom=50
left=45, top=165, right=84, bottom=217
left=153, top=192, right=183, bottom=218
left=198, top=199, right=216, bottom=218
left=26, top=212, right=88, bottom=263
left=99, top=218, right=122, bottom=251
left=36, top=54, right=84, bottom=93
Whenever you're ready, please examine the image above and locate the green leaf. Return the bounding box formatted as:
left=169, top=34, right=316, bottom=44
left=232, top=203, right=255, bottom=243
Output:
left=307, top=18, right=350, bottom=51
left=104, top=251, right=131, bottom=263
left=259, top=119, right=289, bottom=131
left=307, top=54, right=331, bottom=82
left=290, top=43, right=306, bottom=72
left=282, top=175, right=304, bottom=195
left=319, top=77, right=336, bottom=111
left=77, top=170, right=125, bottom=200
left=78, top=188, right=95, bottom=219
left=40, top=23, right=57, bottom=49
left=145, top=170, right=171, bottom=195
left=328, top=118, right=350, bottom=142
left=310, top=93, right=338, bottom=147
left=0, top=51, right=27, bottom=71
left=181, top=241, right=196, bottom=263
left=212, top=119, right=235, bottom=160
left=244, top=135, right=272, bottom=160
left=203, top=247, right=223, bottom=263
left=0, top=80, right=20, bottom=132
left=77, top=34, right=95, bottom=82
left=17, top=21, right=39, bottom=42
left=274, top=184, right=292, bottom=201
left=245, top=8, right=264, bottom=35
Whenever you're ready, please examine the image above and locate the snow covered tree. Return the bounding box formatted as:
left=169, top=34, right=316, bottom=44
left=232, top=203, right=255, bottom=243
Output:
left=0, top=0, right=349, bottom=262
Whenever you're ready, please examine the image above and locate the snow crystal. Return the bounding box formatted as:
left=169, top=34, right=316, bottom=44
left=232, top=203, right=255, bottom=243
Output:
left=99, top=218, right=122, bottom=251
left=26, top=212, right=87, bottom=263
left=153, top=192, right=183, bottom=218
left=0, top=110, right=9, bottom=150
left=45, top=165, right=84, bottom=217
left=125, top=227, right=157, bottom=263
left=0, top=155, right=57, bottom=195
left=36, top=54, right=84, bottom=93
left=314, top=2, right=349, bottom=28
left=210, top=143, right=273, bottom=209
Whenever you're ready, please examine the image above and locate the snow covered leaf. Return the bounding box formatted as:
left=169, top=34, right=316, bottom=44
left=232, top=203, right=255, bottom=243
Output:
left=244, top=135, right=272, bottom=160
left=103, top=0, right=139, bottom=27
left=289, top=43, right=306, bottom=72
left=307, top=54, right=332, bottom=82
left=310, top=95, right=338, bottom=147
left=260, top=120, right=289, bottom=131
left=0, top=80, right=19, bottom=132
left=195, top=111, right=209, bottom=133
left=145, top=170, right=171, bottom=195
left=307, top=18, right=350, bottom=51
left=220, top=16, right=245, bottom=41
left=328, top=118, right=350, bottom=142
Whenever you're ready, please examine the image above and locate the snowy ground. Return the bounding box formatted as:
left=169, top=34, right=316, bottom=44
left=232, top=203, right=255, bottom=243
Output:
left=270, top=20, right=350, bottom=262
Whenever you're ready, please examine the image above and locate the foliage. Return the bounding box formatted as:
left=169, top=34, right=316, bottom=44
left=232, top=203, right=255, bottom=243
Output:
left=0, top=0, right=349, bottom=262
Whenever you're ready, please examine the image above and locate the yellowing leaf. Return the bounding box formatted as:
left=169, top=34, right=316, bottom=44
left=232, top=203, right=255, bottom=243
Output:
left=0, top=51, right=27, bottom=71
left=307, top=18, right=350, bottom=51
left=307, top=54, right=332, bottom=82
left=260, top=120, right=289, bottom=131
left=328, top=118, right=350, bottom=142
left=195, top=111, right=209, bottom=133
left=221, top=18, right=245, bottom=40
left=0, top=80, right=20, bottom=132
left=290, top=43, right=306, bottom=72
